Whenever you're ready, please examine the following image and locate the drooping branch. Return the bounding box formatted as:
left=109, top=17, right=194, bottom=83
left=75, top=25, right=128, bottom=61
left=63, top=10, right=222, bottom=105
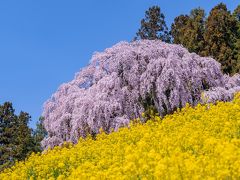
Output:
left=42, top=40, right=240, bottom=149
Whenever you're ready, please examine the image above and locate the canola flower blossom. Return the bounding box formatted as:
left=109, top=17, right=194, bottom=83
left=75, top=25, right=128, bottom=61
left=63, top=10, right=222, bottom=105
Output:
left=1, top=93, right=240, bottom=179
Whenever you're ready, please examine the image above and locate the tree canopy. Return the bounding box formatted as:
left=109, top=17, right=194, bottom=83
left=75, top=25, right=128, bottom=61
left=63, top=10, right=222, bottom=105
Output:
left=203, top=3, right=238, bottom=74
left=42, top=40, right=240, bottom=149
left=171, top=8, right=205, bottom=55
left=135, top=6, right=170, bottom=42
left=0, top=103, right=34, bottom=171
left=170, top=3, right=240, bottom=74
left=0, top=102, right=47, bottom=171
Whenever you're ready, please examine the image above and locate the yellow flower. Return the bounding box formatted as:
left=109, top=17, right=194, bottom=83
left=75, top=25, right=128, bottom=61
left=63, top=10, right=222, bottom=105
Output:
left=1, top=93, right=240, bottom=179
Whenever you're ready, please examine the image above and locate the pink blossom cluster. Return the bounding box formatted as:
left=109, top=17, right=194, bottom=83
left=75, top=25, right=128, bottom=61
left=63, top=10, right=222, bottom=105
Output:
left=42, top=40, right=240, bottom=148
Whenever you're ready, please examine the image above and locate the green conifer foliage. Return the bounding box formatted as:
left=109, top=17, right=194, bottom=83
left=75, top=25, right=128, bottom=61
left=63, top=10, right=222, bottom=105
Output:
left=33, top=117, right=47, bottom=152
left=135, top=6, right=170, bottom=42
left=203, top=3, right=238, bottom=74
left=233, top=5, right=240, bottom=73
left=171, top=8, right=205, bottom=55
left=0, top=102, right=35, bottom=171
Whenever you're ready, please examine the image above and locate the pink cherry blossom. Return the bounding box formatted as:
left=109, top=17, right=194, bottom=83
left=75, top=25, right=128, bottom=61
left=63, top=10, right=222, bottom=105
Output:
left=42, top=40, right=240, bottom=149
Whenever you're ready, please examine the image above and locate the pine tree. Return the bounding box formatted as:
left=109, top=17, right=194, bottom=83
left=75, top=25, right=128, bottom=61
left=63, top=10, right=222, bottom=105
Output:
left=135, top=6, right=170, bottom=42
left=33, top=117, right=47, bottom=152
left=233, top=5, right=240, bottom=73
left=0, top=102, right=16, bottom=170
left=0, top=102, right=35, bottom=171
left=203, top=3, right=238, bottom=74
left=233, top=5, right=240, bottom=21
left=13, top=112, right=35, bottom=161
left=171, top=8, right=205, bottom=55
left=171, top=14, right=190, bottom=44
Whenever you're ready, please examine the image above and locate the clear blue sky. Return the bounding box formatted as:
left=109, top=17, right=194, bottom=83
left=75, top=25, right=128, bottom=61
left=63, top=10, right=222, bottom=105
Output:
left=0, top=0, right=239, bottom=129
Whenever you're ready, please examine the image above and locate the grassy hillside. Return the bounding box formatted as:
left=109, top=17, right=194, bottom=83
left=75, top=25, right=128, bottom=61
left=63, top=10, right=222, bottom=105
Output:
left=1, top=93, right=240, bottom=180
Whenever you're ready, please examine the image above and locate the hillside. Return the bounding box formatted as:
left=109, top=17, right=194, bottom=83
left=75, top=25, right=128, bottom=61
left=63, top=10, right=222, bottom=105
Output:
left=1, top=93, right=240, bottom=179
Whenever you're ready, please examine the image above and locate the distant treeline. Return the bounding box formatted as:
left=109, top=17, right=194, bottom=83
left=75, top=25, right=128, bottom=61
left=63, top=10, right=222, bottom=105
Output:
left=135, top=3, right=240, bottom=75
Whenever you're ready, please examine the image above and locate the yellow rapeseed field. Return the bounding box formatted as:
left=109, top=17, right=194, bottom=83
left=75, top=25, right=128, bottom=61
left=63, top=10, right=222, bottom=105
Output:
left=1, top=93, right=240, bottom=179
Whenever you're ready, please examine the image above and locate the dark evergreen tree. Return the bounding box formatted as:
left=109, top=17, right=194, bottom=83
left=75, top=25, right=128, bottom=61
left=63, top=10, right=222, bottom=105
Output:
left=0, top=102, right=35, bottom=171
left=135, top=6, right=171, bottom=42
left=0, top=102, right=16, bottom=170
left=233, top=5, right=240, bottom=21
left=171, top=8, right=205, bottom=55
left=171, top=14, right=190, bottom=44
left=203, top=3, right=238, bottom=74
left=13, top=112, right=35, bottom=161
left=233, top=5, right=240, bottom=73
left=33, top=116, right=47, bottom=152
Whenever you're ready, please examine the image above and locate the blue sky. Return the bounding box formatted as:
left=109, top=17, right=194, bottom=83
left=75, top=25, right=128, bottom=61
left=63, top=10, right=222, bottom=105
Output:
left=0, top=0, right=239, bottom=128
